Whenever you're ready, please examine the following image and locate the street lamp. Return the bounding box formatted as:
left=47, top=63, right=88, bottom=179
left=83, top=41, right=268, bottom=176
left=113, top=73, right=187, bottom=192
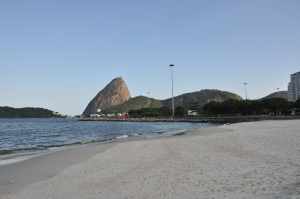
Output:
left=243, top=82, right=248, bottom=100
left=169, top=64, right=175, bottom=118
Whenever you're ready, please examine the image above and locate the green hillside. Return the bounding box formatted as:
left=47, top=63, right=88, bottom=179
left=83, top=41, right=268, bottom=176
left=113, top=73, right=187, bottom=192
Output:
left=104, top=96, right=162, bottom=113
left=104, top=90, right=242, bottom=113
left=262, top=91, right=288, bottom=100
left=162, top=89, right=242, bottom=110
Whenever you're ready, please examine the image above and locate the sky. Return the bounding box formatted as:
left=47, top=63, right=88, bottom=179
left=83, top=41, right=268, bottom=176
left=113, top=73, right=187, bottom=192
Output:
left=0, top=0, right=299, bottom=115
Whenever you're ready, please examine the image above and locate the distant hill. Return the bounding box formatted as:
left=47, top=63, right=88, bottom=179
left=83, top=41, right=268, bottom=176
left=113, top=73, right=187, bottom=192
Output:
left=262, top=91, right=288, bottom=100
left=82, top=78, right=243, bottom=115
left=103, top=89, right=242, bottom=113
left=0, top=107, right=63, bottom=118
left=104, top=96, right=161, bottom=113
left=162, top=89, right=242, bottom=110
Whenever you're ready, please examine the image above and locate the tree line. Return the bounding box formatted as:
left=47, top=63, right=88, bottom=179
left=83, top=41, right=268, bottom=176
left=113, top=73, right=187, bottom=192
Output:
left=128, top=106, right=186, bottom=118
left=128, top=98, right=300, bottom=118
left=203, top=98, right=300, bottom=116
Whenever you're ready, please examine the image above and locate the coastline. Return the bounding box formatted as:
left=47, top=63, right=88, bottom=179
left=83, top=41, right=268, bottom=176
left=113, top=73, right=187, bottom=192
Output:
left=80, top=115, right=300, bottom=124
left=0, top=123, right=208, bottom=162
left=0, top=127, right=196, bottom=195
left=0, top=118, right=211, bottom=158
left=1, top=120, right=300, bottom=198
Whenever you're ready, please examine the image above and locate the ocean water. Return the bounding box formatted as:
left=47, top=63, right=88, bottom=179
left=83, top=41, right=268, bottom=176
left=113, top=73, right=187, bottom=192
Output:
left=0, top=118, right=214, bottom=154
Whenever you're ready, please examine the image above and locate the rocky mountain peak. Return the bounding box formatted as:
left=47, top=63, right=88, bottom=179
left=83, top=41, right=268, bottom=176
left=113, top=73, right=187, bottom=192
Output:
left=83, top=77, right=131, bottom=116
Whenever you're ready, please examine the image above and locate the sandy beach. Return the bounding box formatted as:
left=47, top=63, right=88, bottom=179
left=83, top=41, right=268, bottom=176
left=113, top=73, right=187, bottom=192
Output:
left=0, top=120, right=299, bottom=199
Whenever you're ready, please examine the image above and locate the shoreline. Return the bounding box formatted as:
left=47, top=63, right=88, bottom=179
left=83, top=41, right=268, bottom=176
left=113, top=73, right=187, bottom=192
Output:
left=0, top=125, right=203, bottom=167
left=0, top=125, right=225, bottom=196
left=0, top=120, right=214, bottom=161
left=0, top=127, right=204, bottom=195
left=0, top=125, right=206, bottom=162
left=1, top=120, right=299, bottom=198
left=80, top=115, right=300, bottom=124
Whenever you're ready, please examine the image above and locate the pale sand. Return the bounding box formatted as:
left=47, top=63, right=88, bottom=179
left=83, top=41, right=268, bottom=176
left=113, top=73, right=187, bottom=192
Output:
left=1, top=120, right=299, bottom=199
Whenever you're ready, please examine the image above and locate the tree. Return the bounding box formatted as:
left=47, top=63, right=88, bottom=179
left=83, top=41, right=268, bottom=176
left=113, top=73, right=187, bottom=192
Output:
left=203, top=98, right=291, bottom=116
left=175, top=106, right=186, bottom=117
left=128, top=107, right=172, bottom=118
left=159, top=107, right=171, bottom=117
left=294, top=99, right=300, bottom=108
left=203, top=101, right=222, bottom=115
left=262, top=98, right=289, bottom=115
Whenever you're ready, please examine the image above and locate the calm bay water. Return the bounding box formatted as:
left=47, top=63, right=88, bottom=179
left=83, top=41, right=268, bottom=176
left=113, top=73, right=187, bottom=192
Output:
left=0, top=118, right=214, bottom=154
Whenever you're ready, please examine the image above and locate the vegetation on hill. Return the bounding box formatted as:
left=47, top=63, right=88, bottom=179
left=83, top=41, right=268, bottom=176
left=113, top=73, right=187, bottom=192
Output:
left=128, top=106, right=186, bottom=118
left=104, top=96, right=162, bottom=113
left=125, top=98, right=300, bottom=118
left=262, top=91, right=288, bottom=100
left=128, top=107, right=170, bottom=118
left=162, top=89, right=242, bottom=110
left=103, top=90, right=242, bottom=115
left=0, top=107, right=63, bottom=118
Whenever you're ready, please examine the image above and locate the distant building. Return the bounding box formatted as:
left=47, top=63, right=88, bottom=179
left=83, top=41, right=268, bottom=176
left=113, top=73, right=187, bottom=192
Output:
left=288, top=72, right=300, bottom=102
left=106, top=113, right=116, bottom=118
left=90, top=113, right=106, bottom=118
left=187, top=110, right=198, bottom=116
left=90, top=114, right=101, bottom=118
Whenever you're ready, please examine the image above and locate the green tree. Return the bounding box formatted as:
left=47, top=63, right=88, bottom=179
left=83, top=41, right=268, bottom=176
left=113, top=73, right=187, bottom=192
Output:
left=262, top=98, right=289, bottom=115
left=159, top=107, right=171, bottom=117
left=175, top=106, right=186, bottom=117
left=294, top=99, right=300, bottom=108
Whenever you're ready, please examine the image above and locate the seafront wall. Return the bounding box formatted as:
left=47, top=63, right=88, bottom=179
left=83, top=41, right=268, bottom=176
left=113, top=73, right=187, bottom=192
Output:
left=80, top=115, right=300, bottom=124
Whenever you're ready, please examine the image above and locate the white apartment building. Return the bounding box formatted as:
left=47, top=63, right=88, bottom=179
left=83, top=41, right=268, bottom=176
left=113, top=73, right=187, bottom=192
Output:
left=288, top=71, right=300, bottom=102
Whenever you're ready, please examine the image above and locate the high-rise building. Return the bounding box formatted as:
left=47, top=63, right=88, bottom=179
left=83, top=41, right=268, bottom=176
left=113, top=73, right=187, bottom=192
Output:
left=288, top=71, right=300, bottom=102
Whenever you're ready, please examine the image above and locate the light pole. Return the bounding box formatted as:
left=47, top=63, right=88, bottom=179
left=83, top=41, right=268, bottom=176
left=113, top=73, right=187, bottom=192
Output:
left=243, top=82, right=248, bottom=100
left=169, top=64, right=175, bottom=118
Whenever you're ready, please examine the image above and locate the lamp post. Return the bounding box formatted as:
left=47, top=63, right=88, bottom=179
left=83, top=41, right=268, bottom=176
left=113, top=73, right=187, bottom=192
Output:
left=243, top=82, right=248, bottom=100
left=169, top=64, right=175, bottom=118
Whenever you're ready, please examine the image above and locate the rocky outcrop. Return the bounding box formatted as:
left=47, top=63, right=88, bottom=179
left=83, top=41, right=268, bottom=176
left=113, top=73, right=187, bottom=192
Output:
left=83, top=77, right=131, bottom=116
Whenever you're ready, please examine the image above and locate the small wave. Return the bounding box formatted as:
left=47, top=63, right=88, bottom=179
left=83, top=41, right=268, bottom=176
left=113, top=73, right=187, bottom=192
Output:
left=0, top=138, right=116, bottom=156
left=153, top=130, right=167, bottom=134
left=0, top=146, right=48, bottom=157
left=115, top=135, right=129, bottom=139
left=161, top=130, right=187, bottom=137
left=0, top=156, right=33, bottom=166
left=132, top=133, right=142, bottom=136
left=0, top=150, right=14, bottom=155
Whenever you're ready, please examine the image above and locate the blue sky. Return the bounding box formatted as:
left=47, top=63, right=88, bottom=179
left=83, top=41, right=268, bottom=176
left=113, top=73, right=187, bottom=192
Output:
left=1, top=0, right=299, bottom=115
